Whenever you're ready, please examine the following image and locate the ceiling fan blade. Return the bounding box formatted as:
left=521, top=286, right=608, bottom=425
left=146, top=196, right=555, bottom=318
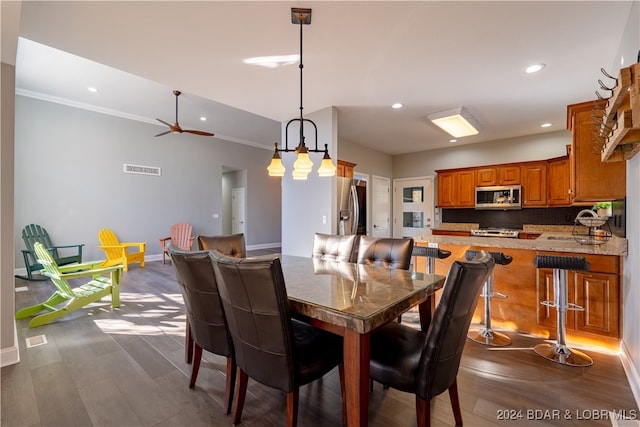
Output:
left=156, top=118, right=173, bottom=128
left=155, top=130, right=172, bottom=137
left=184, top=129, right=215, bottom=137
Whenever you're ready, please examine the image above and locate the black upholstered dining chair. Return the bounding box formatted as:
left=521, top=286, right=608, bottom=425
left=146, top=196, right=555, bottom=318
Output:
left=356, top=236, right=414, bottom=270
left=210, top=252, right=345, bottom=427
left=311, top=232, right=358, bottom=263
left=198, top=233, right=246, bottom=258
left=167, top=247, right=236, bottom=415
left=369, top=251, right=495, bottom=427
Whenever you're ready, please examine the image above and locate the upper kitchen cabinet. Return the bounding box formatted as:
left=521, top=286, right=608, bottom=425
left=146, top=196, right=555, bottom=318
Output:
left=567, top=101, right=626, bottom=203
left=475, top=165, right=520, bottom=186
left=521, top=162, right=547, bottom=207
left=337, top=160, right=356, bottom=178
left=547, top=155, right=571, bottom=206
left=436, top=168, right=475, bottom=208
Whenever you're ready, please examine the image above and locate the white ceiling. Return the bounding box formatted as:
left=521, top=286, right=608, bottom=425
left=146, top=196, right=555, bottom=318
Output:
left=8, top=1, right=636, bottom=155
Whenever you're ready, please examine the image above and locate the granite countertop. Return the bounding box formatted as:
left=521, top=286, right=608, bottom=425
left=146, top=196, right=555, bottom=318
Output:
left=417, top=230, right=628, bottom=256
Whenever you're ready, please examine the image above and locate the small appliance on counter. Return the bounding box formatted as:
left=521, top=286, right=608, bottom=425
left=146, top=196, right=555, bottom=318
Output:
left=572, top=209, right=612, bottom=245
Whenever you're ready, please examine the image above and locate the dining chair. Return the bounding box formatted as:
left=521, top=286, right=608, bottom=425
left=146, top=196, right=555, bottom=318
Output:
left=159, top=223, right=194, bottom=264
left=198, top=233, right=246, bottom=258
left=369, top=251, right=495, bottom=427
left=210, top=252, right=346, bottom=427
left=168, top=247, right=236, bottom=415
left=356, top=236, right=414, bottom=270
left=311, top=232, right=358, bottom=263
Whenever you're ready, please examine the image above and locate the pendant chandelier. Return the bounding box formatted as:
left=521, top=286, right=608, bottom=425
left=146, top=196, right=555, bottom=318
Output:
left=267, top=8, right=336, bottom=180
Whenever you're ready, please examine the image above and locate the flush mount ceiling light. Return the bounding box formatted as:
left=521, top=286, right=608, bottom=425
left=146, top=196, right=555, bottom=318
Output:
left=524, top=63, right=545, bottom=74
left=428, top=107, right=479, bottom=138
left=243, top=54, right=299, bottom=68
left=267, top=8, right=336, bottom=180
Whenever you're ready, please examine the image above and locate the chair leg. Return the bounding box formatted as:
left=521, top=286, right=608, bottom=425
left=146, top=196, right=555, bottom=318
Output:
left=416, top=395, right=431, bottom=427
left=338, top=364, right=346, bottom=426
left=232, top=369, right=249, bottom=425
left=448, top=379, right=463, bottom=426
left=189, top=343, right=203, bottom=388
left=223, top=356, right=237, bottom=416
left=286, top=388, right=299, bottom=427
left=185, top=319, right=193, bottom=364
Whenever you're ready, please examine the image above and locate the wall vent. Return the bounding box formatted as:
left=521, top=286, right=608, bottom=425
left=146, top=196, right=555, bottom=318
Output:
left=123, top=164, right=161, bottom=176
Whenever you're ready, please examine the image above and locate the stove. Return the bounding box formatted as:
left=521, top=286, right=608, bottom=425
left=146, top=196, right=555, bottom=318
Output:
left=470, top=228, right=520, bottom=238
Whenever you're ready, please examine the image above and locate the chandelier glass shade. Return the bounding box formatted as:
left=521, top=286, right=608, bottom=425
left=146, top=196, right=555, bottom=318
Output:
left=266, top=8, right=336, bottom=179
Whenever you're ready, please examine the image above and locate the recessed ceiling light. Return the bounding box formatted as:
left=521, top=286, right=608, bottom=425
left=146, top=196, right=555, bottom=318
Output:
left=449, top=139, right=458, bottom=143
left=87, top=87, right=98, bottom=92
left=541, top=122, right=552, bottom=128
left=243, top=54, right=299, bottom=68
left=392, top=103, right=403, bottom=109
left=524, top=63, right=545, bottom=74
left=200, top=117, right=207, bottom=121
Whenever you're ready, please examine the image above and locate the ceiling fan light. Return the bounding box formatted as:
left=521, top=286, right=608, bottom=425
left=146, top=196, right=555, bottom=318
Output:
left=428, top=107, right=479, bottom=138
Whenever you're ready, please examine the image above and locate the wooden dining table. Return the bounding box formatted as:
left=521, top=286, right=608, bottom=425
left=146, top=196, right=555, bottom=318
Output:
left=280, top=255, right=446, bottom=427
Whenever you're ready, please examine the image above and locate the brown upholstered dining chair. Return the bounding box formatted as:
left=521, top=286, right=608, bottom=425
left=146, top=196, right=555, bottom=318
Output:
left=356, top=236, right=414, bottom=270
left=168, top=247, right=236, bottom=415
left=210, top=252, right=345, bottom=427
left=311, top=232, right=358, bottom=263
left=198, top=233, right=246, bottom=258
left=369, top=251, right=495, bottom=427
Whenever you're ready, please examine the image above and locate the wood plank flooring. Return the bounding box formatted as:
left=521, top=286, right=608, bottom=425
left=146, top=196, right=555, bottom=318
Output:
left=3, top=253, right=639, bottom=427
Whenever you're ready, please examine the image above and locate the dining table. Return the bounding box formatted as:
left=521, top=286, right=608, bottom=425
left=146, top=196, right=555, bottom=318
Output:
left=279, top=255, right=446, bottom=427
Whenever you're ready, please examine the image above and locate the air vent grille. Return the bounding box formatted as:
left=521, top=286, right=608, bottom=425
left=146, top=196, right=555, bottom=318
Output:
left=123, top=164, right=161, bottom=176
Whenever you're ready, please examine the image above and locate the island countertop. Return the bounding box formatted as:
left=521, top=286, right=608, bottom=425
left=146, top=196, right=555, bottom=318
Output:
left=416, top=232, right=628, bottom=257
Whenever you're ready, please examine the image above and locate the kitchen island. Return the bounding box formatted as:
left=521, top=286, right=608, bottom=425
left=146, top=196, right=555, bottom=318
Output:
left=415, top=229, right=627, bottom=350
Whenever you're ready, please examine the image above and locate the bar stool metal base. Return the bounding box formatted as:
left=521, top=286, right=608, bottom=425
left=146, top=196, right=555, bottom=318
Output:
left=467, top=328, right=511, bottom=346
left=534, top=342, right=593, bottom=367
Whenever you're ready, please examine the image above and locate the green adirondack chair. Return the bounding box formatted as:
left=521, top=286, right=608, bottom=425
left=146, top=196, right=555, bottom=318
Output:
left=15, top=242, right=122, bottom=328
left=17, top=224, right=84, bottom=281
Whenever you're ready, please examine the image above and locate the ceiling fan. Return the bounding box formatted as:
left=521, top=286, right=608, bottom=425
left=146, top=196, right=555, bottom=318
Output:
left=155, top=90, right=214, bottom=137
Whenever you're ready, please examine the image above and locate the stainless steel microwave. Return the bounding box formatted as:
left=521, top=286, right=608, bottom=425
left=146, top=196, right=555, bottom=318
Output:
left=475, top=185, right=522, bottom=210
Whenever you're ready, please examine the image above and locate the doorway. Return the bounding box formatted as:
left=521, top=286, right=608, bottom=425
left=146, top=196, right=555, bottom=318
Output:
left=393, top=177, right=435, bottom=238
left=371, top=175, right=391, bottom=238
left=232, top=187, right=246, bottom=235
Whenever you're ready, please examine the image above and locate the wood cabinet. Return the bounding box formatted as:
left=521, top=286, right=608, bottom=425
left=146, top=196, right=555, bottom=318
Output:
left=336, top=160, right=356, bottom=178
left=414, top=241, right=622, bottom=350
left=567, top=101, right=626, bottom=203
left=537, top=252, right=620, bottom=339
left=547, top=156, right=571, bottom=206
left=475, top=165, right=520, bottom=186
left=436, top=169, right=475, bottom=208
left=521, top=162, right=547, bottom=207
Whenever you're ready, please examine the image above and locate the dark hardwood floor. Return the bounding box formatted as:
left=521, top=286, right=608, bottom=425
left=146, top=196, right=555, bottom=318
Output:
left=3, top=253, right=638, bottom=427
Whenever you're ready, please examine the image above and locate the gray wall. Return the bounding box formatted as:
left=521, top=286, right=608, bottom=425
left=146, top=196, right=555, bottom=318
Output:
left=14, top=95, right=281, bottom=265
left=338, top=137, right=393, bottom=179
left=392, top=130, right=571, bottom=179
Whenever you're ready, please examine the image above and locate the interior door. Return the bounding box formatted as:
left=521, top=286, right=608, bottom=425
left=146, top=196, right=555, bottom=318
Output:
left=232, top=187, right=246, bottom=235
left=393, top=177, right=435, bottom=238
left=371, top=175, right=390, bottom=238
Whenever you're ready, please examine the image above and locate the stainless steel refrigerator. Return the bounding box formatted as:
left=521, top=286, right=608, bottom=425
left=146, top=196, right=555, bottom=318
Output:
left=337, top=177, right=366, bottom=235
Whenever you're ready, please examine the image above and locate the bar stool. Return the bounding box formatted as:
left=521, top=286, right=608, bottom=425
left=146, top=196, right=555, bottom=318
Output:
left=404, top=245, right=452, bottom=328
left=465, top=250, right=513, bottom=346
left=533, top=254, right=592, bottom=367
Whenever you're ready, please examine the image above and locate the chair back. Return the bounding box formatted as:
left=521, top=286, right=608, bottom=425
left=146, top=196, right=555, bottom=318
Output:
left=211, top=252, right=296, bottom=392
left=98, top=228, right=121, bottom=259
left=22, top=224, right=56, bottom=265
left=33, top=242, right=75, bottom=298
left=198, top=233, right=246, bottom=258
left=170, top=223, right=193, bottom=250
left=168, top=247, right=232, bottom=358
left=312, top=233, right=358, bottom=263
left=357, top=236, right=414, bottom=269
left=416, top=251, right=494, bottom=400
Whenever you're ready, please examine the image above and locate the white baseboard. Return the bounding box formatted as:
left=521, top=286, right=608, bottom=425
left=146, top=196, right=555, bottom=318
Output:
left=247, top=242, right=281, bottom=251
left=620, top=340, right=640, bottom=412
left=1, top=322, right=20, bottom=367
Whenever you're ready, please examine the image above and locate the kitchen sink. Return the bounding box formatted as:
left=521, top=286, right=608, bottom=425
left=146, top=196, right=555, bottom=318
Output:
left=545, top=236, right=575, bottom=241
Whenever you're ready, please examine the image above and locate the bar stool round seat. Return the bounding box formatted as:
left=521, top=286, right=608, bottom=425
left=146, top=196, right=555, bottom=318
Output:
left=465, top=250, right=513, bottom=347
left=533, top=255, right=592, bottom=367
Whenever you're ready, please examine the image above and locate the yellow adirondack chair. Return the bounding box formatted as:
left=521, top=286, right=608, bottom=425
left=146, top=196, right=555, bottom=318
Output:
left=98, top=228, right=146, bottom=271
left=159, top=223, right=194, bottom=264
left=15, top=242, right=122, bottom=328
